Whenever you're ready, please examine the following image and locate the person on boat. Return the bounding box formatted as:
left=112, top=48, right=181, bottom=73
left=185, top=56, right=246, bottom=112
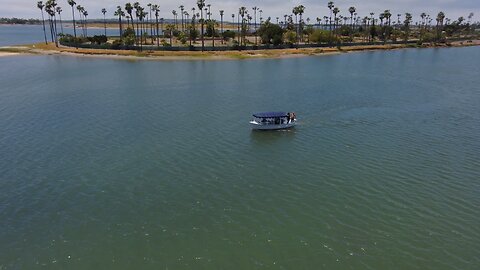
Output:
left=287, top=112, right=295, bottom=123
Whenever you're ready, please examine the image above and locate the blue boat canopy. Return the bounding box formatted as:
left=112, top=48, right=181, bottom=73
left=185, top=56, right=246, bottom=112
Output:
left=253, top=112, right=288, bottom=118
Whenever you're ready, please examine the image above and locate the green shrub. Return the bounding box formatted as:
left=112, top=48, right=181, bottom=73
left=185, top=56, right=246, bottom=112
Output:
left=111, top=40, right=123, bottom=49
left=283, top=30, right=297, bottom=45
left=161, top=40, right=171, bottom=47
left=88, top=35, right=107, bottom=45
left=222, top=30, right=235, bottom=40
left=59, top=34, right=88, bottom=45
left=257, top=19, right=284, bottom=45
left=310, top=29, right=337, bottom=43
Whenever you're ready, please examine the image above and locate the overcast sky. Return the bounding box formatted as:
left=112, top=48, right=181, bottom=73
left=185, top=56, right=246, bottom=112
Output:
left=3, top=0, right=478, bottom=22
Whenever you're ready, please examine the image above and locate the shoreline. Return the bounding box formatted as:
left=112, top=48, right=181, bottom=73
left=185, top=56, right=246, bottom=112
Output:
left=1, top=40, right=479, bottom=61
left=0, top=51, right=20, bottom=57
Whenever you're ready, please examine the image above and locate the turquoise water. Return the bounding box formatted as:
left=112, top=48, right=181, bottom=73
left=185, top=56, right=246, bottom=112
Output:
left=1, top=47, right=480, bottom=269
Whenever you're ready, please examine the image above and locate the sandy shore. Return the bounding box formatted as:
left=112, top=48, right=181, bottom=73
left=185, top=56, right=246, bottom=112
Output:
left=0, top=52, right=20, bottom=57
left=1, top=39, right=479, bottom=61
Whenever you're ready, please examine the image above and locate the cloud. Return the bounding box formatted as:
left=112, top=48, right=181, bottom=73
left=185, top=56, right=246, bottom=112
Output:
left=2, top=0, right=478, bottom=21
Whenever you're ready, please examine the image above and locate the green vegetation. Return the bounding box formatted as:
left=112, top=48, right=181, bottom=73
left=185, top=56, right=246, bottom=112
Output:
left=29, top=1, right=479, bottom=52
left=256, top=19, right=284, bottom=45
left=0, top=18, right=40, bottom=24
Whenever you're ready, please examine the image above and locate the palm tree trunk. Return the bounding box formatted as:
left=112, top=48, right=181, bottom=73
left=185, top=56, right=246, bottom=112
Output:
left=212, top=23, right=215, bottom=49
left=40, top=11, right=48, bottom=44
left=150, top=10, right=153, bottom=36
left=201, top=15, right=204, bottom=51
left=119, top=15, right=122, bottom=39
left=136, top=19, right=140, bottom=46
left=49, top=18, right=54, bottom=42
left=140, top=20, right=143, bottom=51
left=84, top=17, right=88, bottom=37
left=104, top=14, right=107, bottom=36
left=59, top=13, right=64, bottom=34
left=53, top=15, right=59, bottom=47
left=237, top=16, right=240, bottom=47
left=156, top=16, right=159, bottom=47
left=71, top=6, right=77, bottom=39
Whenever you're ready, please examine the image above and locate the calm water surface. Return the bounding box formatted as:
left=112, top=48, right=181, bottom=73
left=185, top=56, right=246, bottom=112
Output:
left=1, top=47, right=479, bottom=269
left=0, top=24, right=118, bottom=46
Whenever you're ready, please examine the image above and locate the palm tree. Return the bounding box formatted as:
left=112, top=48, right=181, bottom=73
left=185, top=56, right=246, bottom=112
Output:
left=220, top=10, right=224, bottom=44
left=404, top=13, right=412, bottom=43
left=184, top=11, right=190, bottom=41
left=190, top=9, right=197, bottom=46
left=45, top=1, right=57, bottom=45
left=160, top=17, right=165, bottom=37
left=114, top=6, right=124, bottom=39
left=420, top=12, right=426, bottom=30
left=362, top=16, right=368, bottom=41
left=37, top=1, right=48, bottom=44
left=46, top=0, right=59, bottom=46
left=139, top=10, right=147, bottom=49
left=369, top=12, right=375, bottom=42
left=328, top=2, right=334, bottom=31
left=239, top=7, right=247, bottom=47
left=101, top=8, right=107, bottom=36
left=133, top=2, right=142, bottom=40
left=67, top=0, right=77, bottom=39
left=384, top=10, right=392, bottom=26
left=56, top=6, right=63, bottom=34
left=252, top=7, right=258, bottom=45
left=172, top=10, right=178, bottom=30
left=76, top=5, right=84, bottom=36
left=292, top=7, right=299, bottom=46
left=436, top=11, right=445, bottom=41
left=297, top=5, right=306, bottom=42
left=210, top=18, right=216, bottom=48
left=83, top=10, right=88, bottom=37
left=147, top=3, right=153, bottom=36
left=44, top=3, right=54, bottom=43
left=333, top=7, right=339, bottom=38
left=348, top=6, right=356, bottom=32
left=180, top=5, right=185, bottom=32
left=152, top=4, right=160, bottom=47
left=197, top=0, right=205, bottom=51
left=125, top=3, right=135, bottom=36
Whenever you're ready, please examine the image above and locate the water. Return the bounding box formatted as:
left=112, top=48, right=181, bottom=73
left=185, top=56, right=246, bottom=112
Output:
left=1, top=43, right=480, bottom=268
left=0, top=24, right=119, bottom=47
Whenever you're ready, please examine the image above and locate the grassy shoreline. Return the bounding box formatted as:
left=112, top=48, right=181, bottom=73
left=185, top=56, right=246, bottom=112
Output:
left=1, top=39, right=479, bottom=60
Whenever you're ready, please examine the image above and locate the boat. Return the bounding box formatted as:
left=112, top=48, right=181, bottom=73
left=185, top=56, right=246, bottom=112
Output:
left=250, top=111, right=297, bottom=130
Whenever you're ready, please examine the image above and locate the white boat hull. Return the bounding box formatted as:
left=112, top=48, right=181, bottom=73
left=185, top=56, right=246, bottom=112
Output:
left=250, top=120, right=296, bottom=130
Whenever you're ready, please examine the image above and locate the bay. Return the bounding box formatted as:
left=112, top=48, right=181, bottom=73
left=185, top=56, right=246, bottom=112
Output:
left=0, top=24, right=119, bottom=47
left=0, top=40, right=479, bottom=269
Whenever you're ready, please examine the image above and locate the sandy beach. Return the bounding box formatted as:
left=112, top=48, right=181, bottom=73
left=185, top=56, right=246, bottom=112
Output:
left=1, top=40, right=479, bottom=61
left=0, top=52, right=20, bottom=57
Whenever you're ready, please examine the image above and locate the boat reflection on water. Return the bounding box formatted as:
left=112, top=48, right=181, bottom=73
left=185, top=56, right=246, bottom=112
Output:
left=249, top=124, right=297, bottom=146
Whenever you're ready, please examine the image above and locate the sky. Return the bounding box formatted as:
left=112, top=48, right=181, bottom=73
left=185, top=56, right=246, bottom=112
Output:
left=3, top=0, right=478, bottom=22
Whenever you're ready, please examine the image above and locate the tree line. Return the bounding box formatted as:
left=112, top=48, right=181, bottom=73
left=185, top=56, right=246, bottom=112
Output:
left=35, top=1, right=478, bottom=50
left=0, top=18, right=41, bottom=24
